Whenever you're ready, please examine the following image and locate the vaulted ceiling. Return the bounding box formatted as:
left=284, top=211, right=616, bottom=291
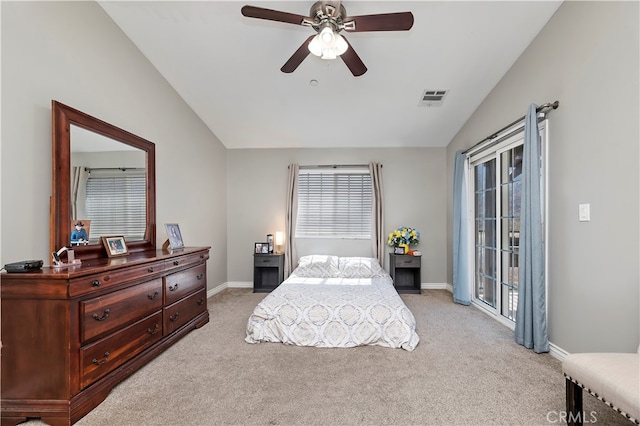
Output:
left=98, top=1, right=562, bottom=149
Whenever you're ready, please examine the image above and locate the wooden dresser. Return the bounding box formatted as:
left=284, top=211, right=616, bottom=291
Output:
left=0, top=247, right=210, bottom=426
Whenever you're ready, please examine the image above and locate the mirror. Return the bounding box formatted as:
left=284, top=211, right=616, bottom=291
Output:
left=51, top=101, right=156, bottom=258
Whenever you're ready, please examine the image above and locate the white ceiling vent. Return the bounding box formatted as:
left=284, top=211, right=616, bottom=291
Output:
left=419, top=89, right=448, bottom=107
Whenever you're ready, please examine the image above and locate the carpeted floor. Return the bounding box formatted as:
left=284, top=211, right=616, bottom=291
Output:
left=23, top=289, right=630, bottom=425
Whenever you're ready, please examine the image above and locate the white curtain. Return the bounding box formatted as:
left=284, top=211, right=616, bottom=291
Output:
left=284, top=164, right=299, bottom=278
left=514, top=104, right=549, bottom=353
left=452, top=151, right=471, bottom=305
left=369, top=162, right=385, bottom=267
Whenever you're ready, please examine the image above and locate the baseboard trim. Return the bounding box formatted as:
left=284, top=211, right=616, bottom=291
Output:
left=421, top=283, right=450, bottom=290
left=228, top=281, right=252, bottom=289
left=549, top=342, right=569, bottom=361
left=206, top=281, right=252, bottom=298
left=206, top=283, right=227, bottom=298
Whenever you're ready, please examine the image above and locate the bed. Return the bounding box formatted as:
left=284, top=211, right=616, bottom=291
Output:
left=245, top=255, right=420, bottom=351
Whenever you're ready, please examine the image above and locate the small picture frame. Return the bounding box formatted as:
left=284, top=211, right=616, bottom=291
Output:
left=165, top=223, right=184, bottom=249
left=394, top=246, right=405, bottom=255
left=254, top=242, right=263, bottom=254
left=261, top=243, right=269, bottom=254
left=102, top=236, right=129, bottom=258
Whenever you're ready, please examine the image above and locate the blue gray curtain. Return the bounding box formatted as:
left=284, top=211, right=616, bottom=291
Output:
left=452, top=150, right=470, bottom=305
left=515, top=104, right=549, bottom=353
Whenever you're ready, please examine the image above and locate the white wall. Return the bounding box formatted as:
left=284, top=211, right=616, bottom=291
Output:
left=446, top=1, right=639, bottom=353
left=227, top=148, right=447, bottom=285
left=1, top=1, right=227, bottom=289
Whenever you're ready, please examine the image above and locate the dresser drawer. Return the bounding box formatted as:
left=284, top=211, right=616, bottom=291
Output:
left=165, top=251, right=209, bottom=273
left=254, top=255, right=281, bottom=267
left=164, top=264, right=206, bottom=305
left=69, top=260, right=165, bottom=297
left=394, top=256, right=421, bottom=268
left=164, top=289, right=207, bottom=335
left=80, top=311, right=163, bottom=389
left=81, top=278, right=163, bottom=343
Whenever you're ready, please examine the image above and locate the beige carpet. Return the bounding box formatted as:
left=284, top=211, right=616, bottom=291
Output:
left=24, top=289, right=629, bottom=425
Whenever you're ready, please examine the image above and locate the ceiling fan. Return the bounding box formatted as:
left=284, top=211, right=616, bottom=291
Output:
left=241, top=1, right=414, bottom=77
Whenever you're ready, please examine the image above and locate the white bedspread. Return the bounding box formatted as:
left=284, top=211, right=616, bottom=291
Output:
left=245, top=269, right=420, bottom=351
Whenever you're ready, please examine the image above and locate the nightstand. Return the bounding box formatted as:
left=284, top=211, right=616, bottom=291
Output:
left=389, top=253, right=421, bottom=294
left=253, top=253, right=284, bottom=293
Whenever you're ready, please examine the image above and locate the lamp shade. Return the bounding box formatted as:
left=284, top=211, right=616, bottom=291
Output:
left=275, top=231, right=284, bottom=246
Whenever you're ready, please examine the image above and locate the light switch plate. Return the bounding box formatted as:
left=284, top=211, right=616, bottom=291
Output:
left=579, top=203, right=590, bottom=222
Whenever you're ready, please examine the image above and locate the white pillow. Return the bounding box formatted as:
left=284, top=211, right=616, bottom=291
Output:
left=295, top=255, right=340, bottom=278
left=338, top=257, right=384, bottom=278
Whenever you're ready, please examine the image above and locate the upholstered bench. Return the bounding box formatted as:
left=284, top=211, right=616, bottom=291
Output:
left=563, top=346, right=639, bottom=425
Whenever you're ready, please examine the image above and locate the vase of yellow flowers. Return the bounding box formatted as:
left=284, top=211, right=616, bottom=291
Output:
left=387, top=226, right=420, bottom=254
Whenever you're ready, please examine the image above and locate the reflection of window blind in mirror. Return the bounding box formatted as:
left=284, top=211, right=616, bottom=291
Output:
left=85, top=169, right=146, bottom=243
left=296, top=168, right=372, bottom=239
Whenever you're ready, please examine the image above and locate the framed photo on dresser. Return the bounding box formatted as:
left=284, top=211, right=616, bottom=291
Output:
left=165, top=223, right=184, bottom=249
left=102, top=236, right=128, bottom=258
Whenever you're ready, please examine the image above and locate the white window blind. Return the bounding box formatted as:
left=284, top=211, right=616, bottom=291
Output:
left=85, top=169, right=146, bottom=242
left=296, top=168, right=372, bottom=239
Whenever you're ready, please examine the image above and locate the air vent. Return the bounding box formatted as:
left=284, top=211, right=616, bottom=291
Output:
left=419, top=89, right=448, bottom=107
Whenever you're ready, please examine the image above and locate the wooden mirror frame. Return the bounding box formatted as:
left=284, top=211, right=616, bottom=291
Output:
left=51, top=100, right=156, bottom=259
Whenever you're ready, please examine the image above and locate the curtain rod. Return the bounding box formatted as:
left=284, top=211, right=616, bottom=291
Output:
left=293, top=164, right=381, bottom=169
left=463, top=101, right=559, bottom=156
left=84, top=167, right=145, bottom=172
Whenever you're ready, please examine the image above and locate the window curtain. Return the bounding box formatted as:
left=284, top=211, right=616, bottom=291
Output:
left=71, top=166, right=89, bottom=220
left=369, top=162, right=385, bottom=267
left=284, top=164, right=299, bottom=278
left=452, top=151, right=471, bottom=305
left=515, top=104, right=549, bottom=353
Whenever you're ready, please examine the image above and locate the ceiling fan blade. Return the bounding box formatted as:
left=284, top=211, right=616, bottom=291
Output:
left=281, top=35, right=315, bottom=73
left=340, top=37, right=367, bottom=77
left=343, top=12, right=414, bottom=32
left=241, top=5, right=309, bottom=26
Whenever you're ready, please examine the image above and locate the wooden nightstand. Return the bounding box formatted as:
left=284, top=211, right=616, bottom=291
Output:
left=389, top=253, right=421, bottom=294
left=253, top=253, right=284, bottom=293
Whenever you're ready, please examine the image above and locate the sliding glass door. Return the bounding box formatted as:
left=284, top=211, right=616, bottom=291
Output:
left=470, top=129, right=544, bottom=324
left=474, top=158, right=497, bottom=309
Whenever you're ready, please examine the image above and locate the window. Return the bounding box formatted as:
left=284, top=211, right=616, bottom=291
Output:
left=469, top=121, right=547, bottom=325
left=296, top=168, right=372, bottom=239
left=85, top=169, right=146, bottom=243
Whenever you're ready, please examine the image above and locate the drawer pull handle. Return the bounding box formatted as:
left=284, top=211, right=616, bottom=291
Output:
left=92, top=309, right=110, bottom=321
left=197, top=297, right=205, bottom=305
left=148, top=267, right=154, bottom=273
left=169, top=313, right=179, bottom=322
left=197, top=274, right=204, bottom=280
left=147, top=291, right=159, bottom=300
left=173, top=260, right=179, bottom=266
left=200, top=254, right=204, bottom=259
left=169, top=284, right=179, bottom=292
left=92, top=280, right=101, bottom=287
left=147, top=324, right=160, bottom=335
left=92, top=351, right=110, bottom=365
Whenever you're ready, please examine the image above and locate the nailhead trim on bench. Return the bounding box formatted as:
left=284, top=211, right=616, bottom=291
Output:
left=564, top=373, right=639, bottom=424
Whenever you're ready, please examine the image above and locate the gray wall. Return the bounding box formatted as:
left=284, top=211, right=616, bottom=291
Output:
left=3, top=1, right=637, bottom=355
left=1, top=1, right=228, bottom=290
left=446, top=1, right=639, bottom=353
left=227, top=148, right=447, bottom=285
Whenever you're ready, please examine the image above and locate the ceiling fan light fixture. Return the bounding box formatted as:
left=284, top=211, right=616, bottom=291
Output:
left=335, top=33, right=348, bottom=55
left=319, top=26, right=334, bottom=44
left=308, top=26, right=348, bottom=60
